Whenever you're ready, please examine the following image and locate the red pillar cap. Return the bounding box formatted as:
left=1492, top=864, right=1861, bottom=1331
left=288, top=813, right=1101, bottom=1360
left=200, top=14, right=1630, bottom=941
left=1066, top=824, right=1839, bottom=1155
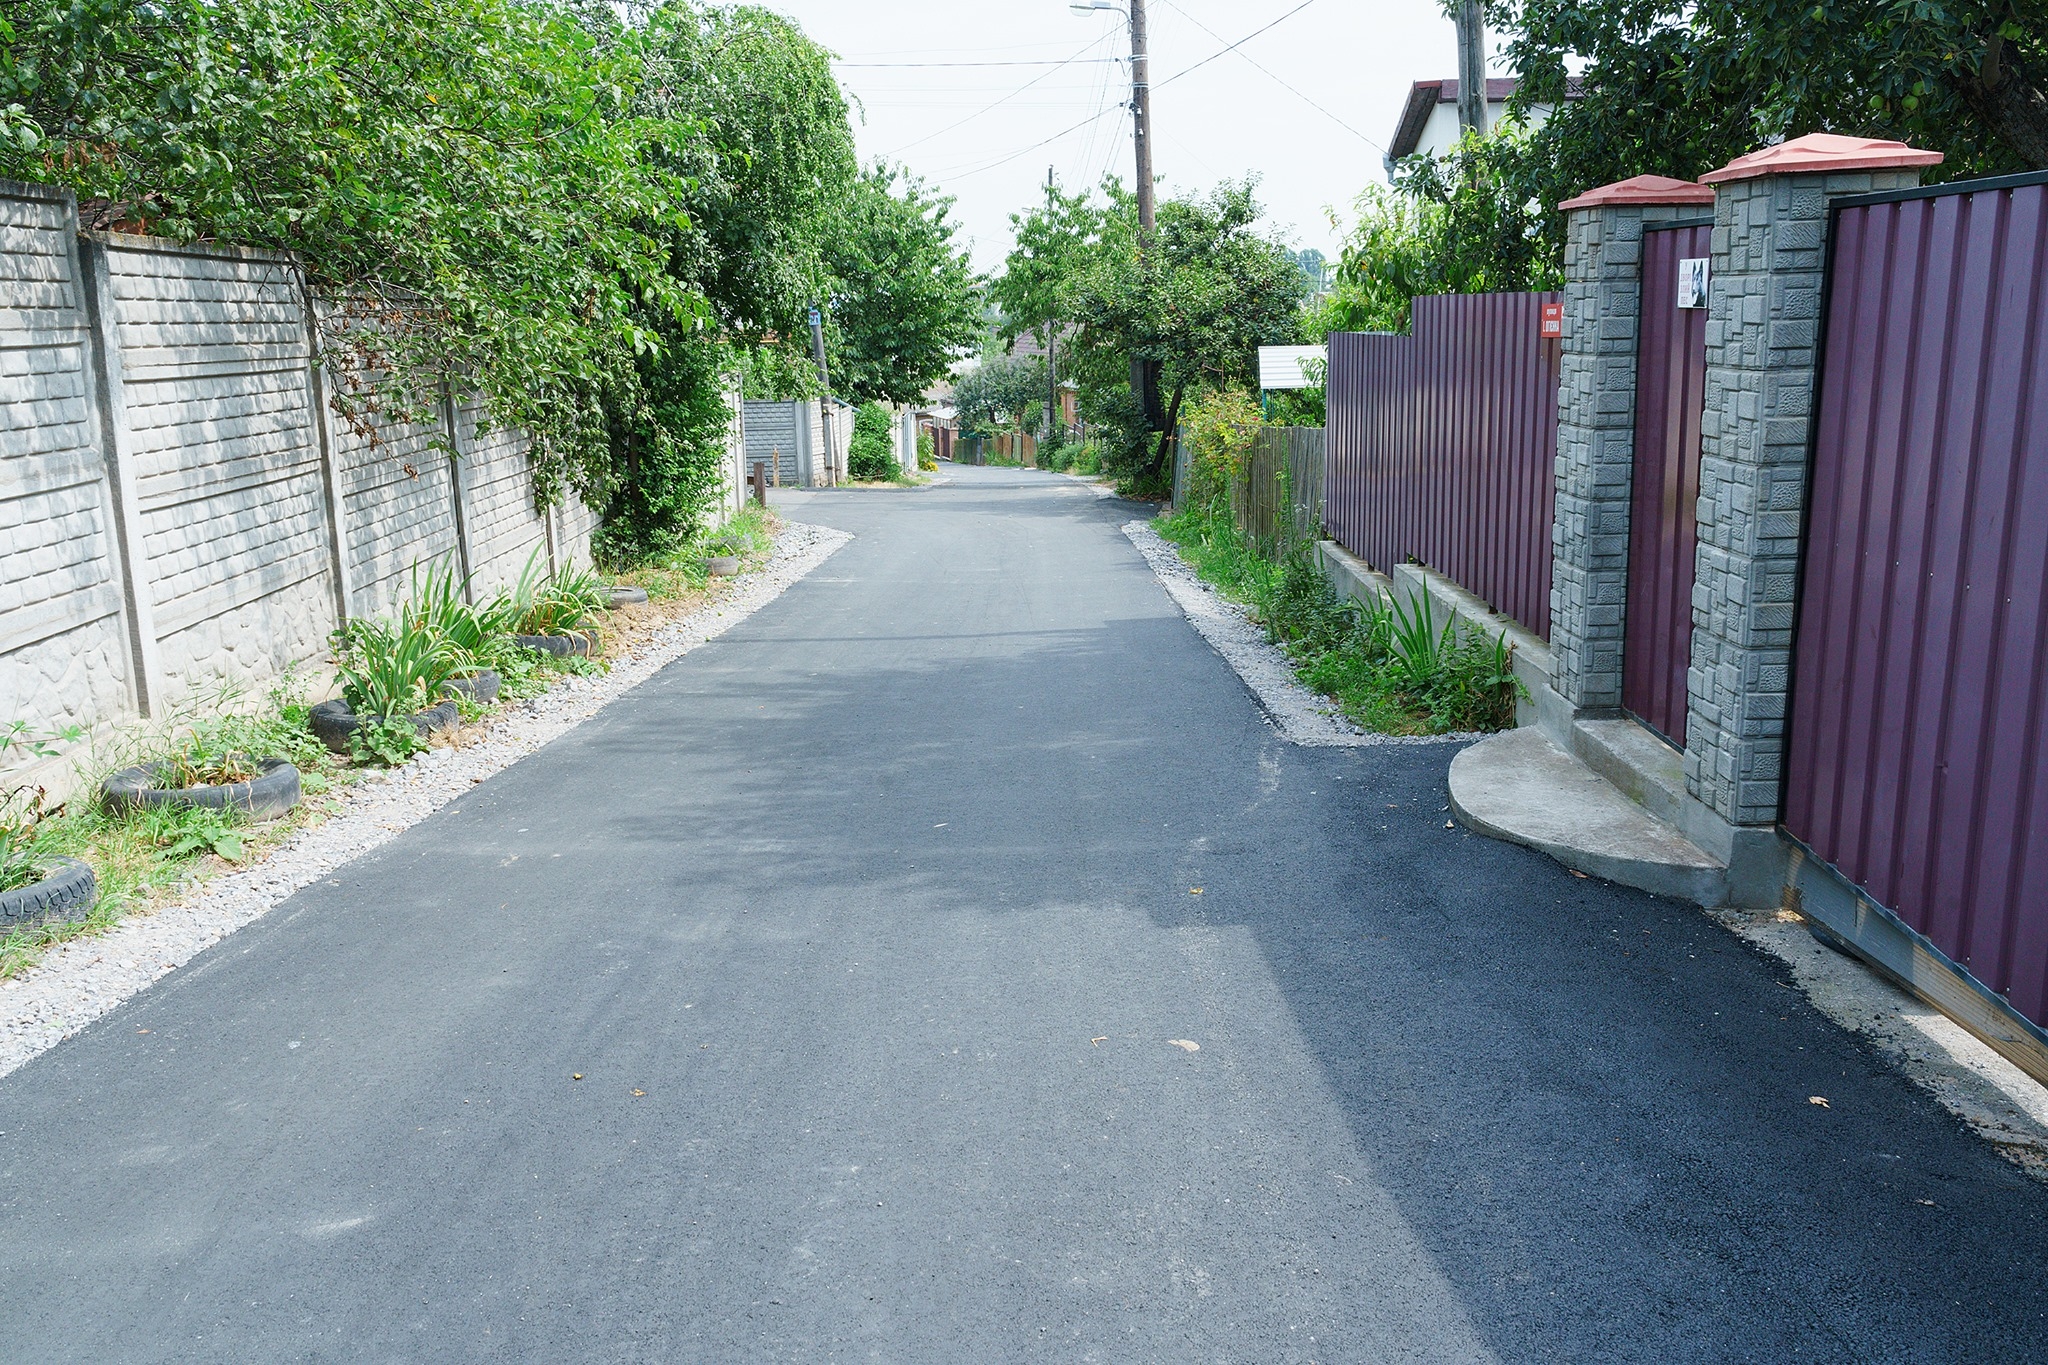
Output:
left=1701, top=133, right=1943, bottom=184
left=1557, top=175, right=1717, bottom=212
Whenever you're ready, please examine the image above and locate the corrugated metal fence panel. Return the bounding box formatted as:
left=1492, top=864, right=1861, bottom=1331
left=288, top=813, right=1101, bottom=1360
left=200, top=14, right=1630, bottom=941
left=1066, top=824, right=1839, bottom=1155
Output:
left=1624, top=223, right=1712, bottom=746
left=1324, top=293, right=1559, bottom=639
left=1786, top=176, right=2048, bottom=1027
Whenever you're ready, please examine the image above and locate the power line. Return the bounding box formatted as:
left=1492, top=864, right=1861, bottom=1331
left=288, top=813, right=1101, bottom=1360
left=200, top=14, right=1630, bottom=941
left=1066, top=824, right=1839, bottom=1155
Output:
left=930, top=2, right=1328, bottom=185
left=1153, top=0, right=1321, bottom=93
left=880, top=31, right=1121, bottom=159
left=1156, top=0, right=1383, bottom=151
left=836, top=58, right=1126, bottom=69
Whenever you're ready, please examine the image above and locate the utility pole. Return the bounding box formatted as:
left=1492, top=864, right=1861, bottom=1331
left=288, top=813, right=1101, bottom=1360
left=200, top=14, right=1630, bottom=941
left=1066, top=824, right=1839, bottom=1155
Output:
left=1454, top=0, right=1487, bottom=138
left=809, top=304, right=837, bottom=486
left=1126, top=0, right=1161, bottom=430
left=1129, top=0, right=1155, bottom=238
left=1045, top=166, right=1061, bottom=449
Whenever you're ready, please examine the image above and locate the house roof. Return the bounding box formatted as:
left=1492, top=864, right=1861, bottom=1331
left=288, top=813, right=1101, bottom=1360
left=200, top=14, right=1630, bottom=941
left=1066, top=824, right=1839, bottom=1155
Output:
left=1386, top=76, right=1580, bottom=162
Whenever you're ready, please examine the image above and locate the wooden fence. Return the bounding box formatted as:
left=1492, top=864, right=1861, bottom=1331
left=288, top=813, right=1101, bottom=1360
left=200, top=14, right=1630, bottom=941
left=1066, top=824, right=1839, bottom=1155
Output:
left=1227, top=427, right=1326, bottom=555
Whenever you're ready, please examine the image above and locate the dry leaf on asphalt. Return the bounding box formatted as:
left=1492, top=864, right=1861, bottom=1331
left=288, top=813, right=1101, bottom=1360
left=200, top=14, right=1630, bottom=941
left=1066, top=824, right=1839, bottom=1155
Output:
left=572, top=1074, right=584, bottom=1081
left=1809, top=1096, right=1829, bottom=1108
left=1167, top=1039, right=1200, bottom=1052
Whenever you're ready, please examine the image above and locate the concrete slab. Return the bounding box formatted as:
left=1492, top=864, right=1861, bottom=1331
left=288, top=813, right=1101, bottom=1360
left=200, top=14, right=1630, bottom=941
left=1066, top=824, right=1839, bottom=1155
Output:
left=1571, top=716, right=1686, bottom=823
left=1449, top=727, right=1726, bottom=904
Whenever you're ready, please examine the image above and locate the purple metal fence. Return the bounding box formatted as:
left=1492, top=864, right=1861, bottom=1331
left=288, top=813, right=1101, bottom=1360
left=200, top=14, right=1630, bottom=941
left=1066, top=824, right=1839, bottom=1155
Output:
left=1623, top=223, right=1712, bottom=746
left=1324, top=292, right=1562, bottom=639
left=1786, top=172, right=2048, bottom=1028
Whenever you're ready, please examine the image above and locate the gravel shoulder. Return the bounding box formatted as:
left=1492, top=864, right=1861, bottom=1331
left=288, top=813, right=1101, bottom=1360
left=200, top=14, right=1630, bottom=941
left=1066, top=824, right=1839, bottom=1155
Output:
left=1123, top=518, right=1466, bottom=748
left=0, top=520, right=851, bottom=1078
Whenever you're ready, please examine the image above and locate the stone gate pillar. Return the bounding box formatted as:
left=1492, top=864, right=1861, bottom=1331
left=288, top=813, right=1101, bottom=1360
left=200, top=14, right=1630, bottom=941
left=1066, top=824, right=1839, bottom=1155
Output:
left=1548, top=176, right=1717, bottom=727
left=1681, top=135, right=1941, bottom=860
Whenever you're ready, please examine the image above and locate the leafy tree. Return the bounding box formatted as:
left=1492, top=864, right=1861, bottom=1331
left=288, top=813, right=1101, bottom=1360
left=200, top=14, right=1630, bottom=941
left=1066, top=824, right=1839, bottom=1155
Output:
left=824, top=164, right=983, bottom=405
left=951, top=353, right=1048, bottom=438
left=1068, top=180, right=1305, bottom=493
left=0, top=0, right=690, bottom=505
left=989, top=180, right=1136, bottom=352
left=1490, top=0, right=2048, bottom=202
left=632, top=3, right=855, bottom=364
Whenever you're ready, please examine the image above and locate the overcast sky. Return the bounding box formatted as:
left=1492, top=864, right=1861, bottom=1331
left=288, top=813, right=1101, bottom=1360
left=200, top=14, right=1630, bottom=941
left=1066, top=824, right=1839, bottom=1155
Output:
left=760, top=0, right=1486, bottom=273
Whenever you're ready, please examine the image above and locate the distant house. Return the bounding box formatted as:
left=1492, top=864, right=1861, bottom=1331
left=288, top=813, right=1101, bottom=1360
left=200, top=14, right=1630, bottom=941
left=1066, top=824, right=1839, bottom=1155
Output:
left=1383, top=77, right=1579, bottom=173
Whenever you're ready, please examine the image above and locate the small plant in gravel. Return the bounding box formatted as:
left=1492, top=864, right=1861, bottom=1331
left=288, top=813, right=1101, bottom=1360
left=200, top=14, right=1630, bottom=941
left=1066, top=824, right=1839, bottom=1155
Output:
left=0, top=786, right=54, bottom=894
left=133, top=802, right=247, bottom=864
left=1156, top=507, right=1521, bottom=735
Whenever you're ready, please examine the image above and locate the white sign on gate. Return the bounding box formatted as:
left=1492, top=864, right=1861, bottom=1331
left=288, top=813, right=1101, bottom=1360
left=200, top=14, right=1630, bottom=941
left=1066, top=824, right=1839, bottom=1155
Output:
left=1677, top=257, right=1710, bottom=309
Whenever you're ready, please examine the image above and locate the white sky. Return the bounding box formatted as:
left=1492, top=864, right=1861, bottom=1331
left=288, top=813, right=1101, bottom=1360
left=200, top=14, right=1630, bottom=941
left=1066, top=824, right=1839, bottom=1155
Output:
left=760, top=0, right=1482, bottom=273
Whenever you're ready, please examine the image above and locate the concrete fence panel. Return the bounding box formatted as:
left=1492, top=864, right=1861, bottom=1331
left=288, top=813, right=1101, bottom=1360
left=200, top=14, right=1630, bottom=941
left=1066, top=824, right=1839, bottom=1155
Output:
left=0, top=177, right=665, bottom=781
left=0, top=182, right=135, bottom=742
left=98, top=236, right=337, bottom=709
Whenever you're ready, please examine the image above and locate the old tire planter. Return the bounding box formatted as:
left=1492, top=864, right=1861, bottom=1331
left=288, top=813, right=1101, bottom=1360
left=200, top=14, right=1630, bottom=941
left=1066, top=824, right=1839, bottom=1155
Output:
left=607, top=586, right=648, bottom=609
left=0, top=857, right=96, bottom=929
left=102, top=757, right=302, bottom=820
left=443, top=669, right=502, bottom=704
left=309, top=698, right=460, bottom=754
left=515, top=632, right=593, bottom=657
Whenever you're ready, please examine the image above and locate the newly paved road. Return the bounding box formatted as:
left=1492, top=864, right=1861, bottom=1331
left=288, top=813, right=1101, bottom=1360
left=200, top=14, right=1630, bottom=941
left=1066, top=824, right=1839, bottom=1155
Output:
left=3, top=466, right=2046, bottom=1362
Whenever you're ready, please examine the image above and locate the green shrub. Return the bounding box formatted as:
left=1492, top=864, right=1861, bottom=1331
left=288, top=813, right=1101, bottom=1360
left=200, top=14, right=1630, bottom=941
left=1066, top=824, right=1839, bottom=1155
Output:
left=848, top=402, right=897, bottom=481
left=917, top=429, right=936, bottom=471
left=1155, top=507, right=1520, bottom=735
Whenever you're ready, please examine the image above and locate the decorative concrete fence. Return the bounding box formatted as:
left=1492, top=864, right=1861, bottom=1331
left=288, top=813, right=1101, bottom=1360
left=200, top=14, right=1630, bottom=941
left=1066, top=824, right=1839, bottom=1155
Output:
left=1, top=178, right=742, bottom=784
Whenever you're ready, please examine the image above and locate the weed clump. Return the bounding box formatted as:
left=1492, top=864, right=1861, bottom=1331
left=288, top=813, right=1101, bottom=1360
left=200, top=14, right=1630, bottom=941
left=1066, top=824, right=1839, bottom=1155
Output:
left=1156, top=507, right=1519, bottom=735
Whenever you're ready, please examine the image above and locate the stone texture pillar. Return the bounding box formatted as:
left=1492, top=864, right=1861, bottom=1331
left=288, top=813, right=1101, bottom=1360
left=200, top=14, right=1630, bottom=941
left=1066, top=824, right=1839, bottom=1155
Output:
left=1685, top=136, right=1942, bottom=830
left=1548, top=176, right=1717, bottom=720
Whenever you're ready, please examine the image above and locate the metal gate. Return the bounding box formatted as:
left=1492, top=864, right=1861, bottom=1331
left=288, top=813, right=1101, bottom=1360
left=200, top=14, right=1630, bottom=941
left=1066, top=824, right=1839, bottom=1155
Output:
left=1785, top=171, right=2048, bottom=1029
left=1623, top=221, right=1712, bottom=746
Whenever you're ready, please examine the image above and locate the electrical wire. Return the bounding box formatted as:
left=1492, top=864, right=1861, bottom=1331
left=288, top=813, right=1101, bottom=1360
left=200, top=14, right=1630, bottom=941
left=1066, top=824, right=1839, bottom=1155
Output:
left=1155, top=0, right=1383, bottom=151
left=931, top=1, right=1328, bottom=184
left=837, top=58, right=1127, bottom=69
left=879, top=31, right=1123, bottom=159
left=1152, top=0, right=1320, bottom=93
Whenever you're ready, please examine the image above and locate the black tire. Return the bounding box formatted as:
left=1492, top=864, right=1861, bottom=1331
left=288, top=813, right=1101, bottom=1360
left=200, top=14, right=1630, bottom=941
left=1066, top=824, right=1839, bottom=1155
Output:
left=515, top=633, right=592, bottom=657
left=0, top=857, right=97, bottom=930
left=309, top=698, right=359, bottom=753
left=101, top=757, right=302, bottom=821
left=310, top=698, right=461, bottom=754
left=607, top=586, right=649, bottom=609
left=442, top=669, right=502, bottom=704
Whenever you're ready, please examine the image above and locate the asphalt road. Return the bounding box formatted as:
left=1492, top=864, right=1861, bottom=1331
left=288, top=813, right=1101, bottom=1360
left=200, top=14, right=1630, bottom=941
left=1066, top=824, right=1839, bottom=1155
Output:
left=3, top=466, right=2046, bottom=1363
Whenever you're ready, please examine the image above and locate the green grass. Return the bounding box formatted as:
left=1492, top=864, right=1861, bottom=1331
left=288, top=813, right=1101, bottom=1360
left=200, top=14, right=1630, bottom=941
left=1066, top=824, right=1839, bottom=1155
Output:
left=1154, top=504, right=1520, bottom=736
left=610, top=502, right=779, bottom=601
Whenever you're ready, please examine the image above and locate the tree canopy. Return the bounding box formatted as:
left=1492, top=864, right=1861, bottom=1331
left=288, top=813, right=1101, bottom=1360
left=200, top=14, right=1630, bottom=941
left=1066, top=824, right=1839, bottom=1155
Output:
left=824, top=164, right=983, bottom=406
left=0, top=0, right=978, bottom=558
